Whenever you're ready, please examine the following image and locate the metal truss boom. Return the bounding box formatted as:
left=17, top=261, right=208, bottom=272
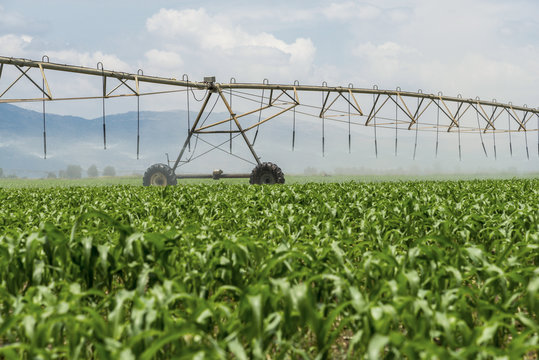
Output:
left=0, top=56, right=536, bottom=115
left=0, top=55, right=538, bottom=168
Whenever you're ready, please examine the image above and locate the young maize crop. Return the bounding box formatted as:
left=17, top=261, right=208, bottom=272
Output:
left=0, top=179, right=537, bottom=359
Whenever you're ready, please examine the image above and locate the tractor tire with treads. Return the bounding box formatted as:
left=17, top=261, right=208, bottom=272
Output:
left=143, top=163, right=177, bottom=186
left=249, top=162, right=285, bottom=185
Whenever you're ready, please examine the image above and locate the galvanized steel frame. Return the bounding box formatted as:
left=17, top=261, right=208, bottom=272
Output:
left=0, top=56, right=538, bottom=166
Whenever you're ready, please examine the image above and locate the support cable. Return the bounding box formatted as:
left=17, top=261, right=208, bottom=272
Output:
left=42, top=90, right=47, bottom=159
left=253, top=79, right=268, bottom=146
left=322, top=81, right=327, bottom=157
left=230, top=89, right=232, bottom=153
left=229, top=88, right=371, bottom=127
left=491, top=105, right=497, bottom=159
left=137, top=69, right=143, bottom=160
left=373, top=85, right=379, bottom=158
left=486, top=103, right=497, bottom=159
left=42, top=86, right=47, bottom=159
left=210, top=86, right=529, bottom=136
left=508, top=104, right=513, bottom=157
left=525, top=128, right=530, bottom=160
left=182, top=74, right=191, bottom=152
left=458, top=121, right=462, bottom=161
left=507, top=103, right=539, bottom=160
left=413, top=89, right=421, bottom=160
left=475, top=100, right=488, bottom=157
left=395, top=87, right=400, bottom=156
left=178, top=132, right=255, bottom=167
left=184, top=94, right=220, bottom=163
left=520, top=105, right=530, bottom=160
left=228, top=87, right=482, bottom=132
left=41, top=56, right=49, bottom=159
left=190, top=88, right=208, bottom=102
left=493, top=129, right=497, bottom=159
left=457, top=94, right=462, bottom=161
left=292, top=80, right=299, bottom=151
left=348, top=83, right=352, bottom=153
left=97, top=62, right=106, bottom=150
left=435, top=94, right=441, bottom=158
left=524, top=113, right=530, bottom=160
left=229, top=77, right=236, bottom=153
left=137, top=94, right=140, bottom=159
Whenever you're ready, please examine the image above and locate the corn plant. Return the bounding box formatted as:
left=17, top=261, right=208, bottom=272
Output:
left=0, top=179, right=537, bottom=358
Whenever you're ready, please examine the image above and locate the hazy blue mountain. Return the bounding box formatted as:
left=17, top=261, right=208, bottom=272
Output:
left=0, top=103, right=185, bottom=142
left=0, top=103, right=188, bottom=176
left=0, top=103, right=317, bottom=177
left=1, top=103, right=535, bottom=178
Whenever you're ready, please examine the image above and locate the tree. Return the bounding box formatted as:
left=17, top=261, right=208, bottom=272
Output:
left=87, top=164, right=98, bottom=178
left=303, top=166, right=319, bottom=176
left=65, top=165, right=82, bottom=179
left=47, top=172, right=57, bottom=179
left=103, top=166, right=116, bottom=177
left=0, top=168, right=3, bottom=178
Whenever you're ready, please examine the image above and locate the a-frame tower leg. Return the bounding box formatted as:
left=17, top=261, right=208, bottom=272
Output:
left=216, top=85, right=261, bottom=166
left=172, top=91, right=213, bottom=172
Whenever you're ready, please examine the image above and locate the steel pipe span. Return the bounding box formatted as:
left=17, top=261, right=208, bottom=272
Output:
left=0, top=56, right=537, bottom=114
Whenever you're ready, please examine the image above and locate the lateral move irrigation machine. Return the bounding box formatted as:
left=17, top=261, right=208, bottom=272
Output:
left=0, top=56, right=538, bottom=185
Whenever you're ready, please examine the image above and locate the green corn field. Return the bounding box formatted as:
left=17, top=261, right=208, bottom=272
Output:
left=0, top=179, right=537, bottom=359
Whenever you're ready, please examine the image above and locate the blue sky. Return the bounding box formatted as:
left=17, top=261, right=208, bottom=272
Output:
left=0, top=0, right=538, bottom=174
left=2, top=0, right=538, bottom=103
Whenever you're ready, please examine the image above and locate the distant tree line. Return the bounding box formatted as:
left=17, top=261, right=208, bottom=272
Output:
left=87, top=165, right=98, bottom=177
left=0, top=168, right=19, bottom=179
left=103, top=166, right=116, bottom=177
left=54, top=165, right=116, bottom=179
left=0, top=165, right=118, bottom=179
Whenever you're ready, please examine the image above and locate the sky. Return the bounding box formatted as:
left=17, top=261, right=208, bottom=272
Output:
left=0, top=0, right=538, bottom=175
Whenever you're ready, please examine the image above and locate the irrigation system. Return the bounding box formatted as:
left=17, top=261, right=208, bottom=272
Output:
left=0, top=55, right=537, bottom=185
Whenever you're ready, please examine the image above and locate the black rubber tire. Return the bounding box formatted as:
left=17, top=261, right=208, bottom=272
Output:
left=249, top=162, right=285, bottom=185
left=142, top=163, right=177, bottom=186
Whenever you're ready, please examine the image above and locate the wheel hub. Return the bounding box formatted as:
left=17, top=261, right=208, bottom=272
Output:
left=150, top=172, right=167, bottom=186
left=259, top=172, right=276, bottom=185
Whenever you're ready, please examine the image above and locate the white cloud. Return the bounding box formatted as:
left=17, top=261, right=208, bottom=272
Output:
left=353, top=41, right=421, bottom=86
left=0, top=1, right=537, bottom=173
left=144, top=49, right=183, bottom=76
left=0, top=34, right=32, bottom=56
left=2, top=49, right=136, bottom=113
left=146, top=8, right=315, bottom=57
left=417, top=53, right=537, bottom=103
left=342, top=0, right=539, bottom=106
left=45, top=50, right=131, bottom=71
left=0, top=6, right=27, bottom=30
left=387, top=7, right=412, bottom=22
left=355, top=41, right=418, bottom=59
left=352, top=39, right=539, bottom=105
left=324, top=2, right=381, bottom=20
left=145, top=8, right=316, bottom=81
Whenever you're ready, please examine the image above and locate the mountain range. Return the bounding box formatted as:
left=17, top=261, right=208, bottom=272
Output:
left=0, top=102, right=337, bottom=178
left=0, top=103, right=536, bottom=178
